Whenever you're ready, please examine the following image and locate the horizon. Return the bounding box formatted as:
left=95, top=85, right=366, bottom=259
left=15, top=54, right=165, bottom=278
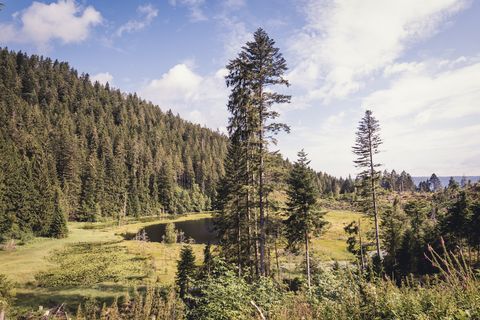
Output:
left=1, top=0, right=479, bottom=177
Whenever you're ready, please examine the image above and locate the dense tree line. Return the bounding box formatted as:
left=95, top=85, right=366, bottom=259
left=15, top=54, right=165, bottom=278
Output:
left=0, top=48, right=227, bottom=241
left=380, top=169, right=416, bottom=192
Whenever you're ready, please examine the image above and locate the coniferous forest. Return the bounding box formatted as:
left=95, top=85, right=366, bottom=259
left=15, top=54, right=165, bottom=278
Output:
left=0, top=5, right=480, bottom=319
left=0, top=48, right=229, bottom=240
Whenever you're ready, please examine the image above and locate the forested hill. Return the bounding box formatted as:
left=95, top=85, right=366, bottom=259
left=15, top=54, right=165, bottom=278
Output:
left=0, top=48, right=227, bottom=239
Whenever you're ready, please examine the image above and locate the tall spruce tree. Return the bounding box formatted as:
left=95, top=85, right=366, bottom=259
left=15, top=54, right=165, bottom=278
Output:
left=49, top=187, right=68, bottom=238
left=353, top=110, right=383, bottom=260
left=218, top=27, right=290, bottom=277
left=176, top=245, right=196, bottom=299
left=284, top=150, right=326, bottom=288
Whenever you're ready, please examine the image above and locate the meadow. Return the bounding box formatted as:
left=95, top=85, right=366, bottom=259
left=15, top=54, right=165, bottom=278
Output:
left=0, top=210, right=365, bottom=313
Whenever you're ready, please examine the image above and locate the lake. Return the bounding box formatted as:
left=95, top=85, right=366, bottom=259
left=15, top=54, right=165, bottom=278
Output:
left=143, top=218, right=218, bottom=244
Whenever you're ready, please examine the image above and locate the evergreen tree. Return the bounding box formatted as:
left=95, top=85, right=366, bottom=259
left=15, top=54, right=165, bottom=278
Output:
left=176, top=245, right=196, bottom=299
left=49, top=188, right=68, bottom=238
left=284, top=150, right=326, bottom=288
left=219, top=27, right=291, bottom=277
left=429, top=173, right=442, bottom=192
left=203, top=242, right=213, bottom=276
left=448, top=177, right=459, bottom=190
left=352, top=110, right=383, bottom=260
left=381, top=197, right=408, bottom=274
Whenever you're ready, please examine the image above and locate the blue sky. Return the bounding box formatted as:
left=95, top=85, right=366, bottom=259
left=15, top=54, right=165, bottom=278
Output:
left=1, top=0, right=479, bottom=177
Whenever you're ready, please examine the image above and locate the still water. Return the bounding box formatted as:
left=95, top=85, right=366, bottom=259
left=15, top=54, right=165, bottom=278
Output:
left=142, top=218, right=217, bottom=244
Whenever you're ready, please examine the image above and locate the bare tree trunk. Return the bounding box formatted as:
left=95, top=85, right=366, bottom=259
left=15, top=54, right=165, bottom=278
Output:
left=258, top=83, right=266, bottom=277
left=275, top=232, right=281, bottom=281
left=254, top=209, right=260, bottom=277
left=369, top=132, right=381, bottom=260
left=0, top=309, right=5, bottom=320
left=237, top=196, right=242, bottom=277
left=359, top=218, right=365, bottom=270
left=259, top=118, right=266, bottom=276
left=305, top=229, right=311, bottom=289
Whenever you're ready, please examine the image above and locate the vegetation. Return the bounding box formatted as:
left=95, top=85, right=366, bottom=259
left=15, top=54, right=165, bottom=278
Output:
left=353, top=109, right=383, bottom=261
left=215, top=27, right=291, bottom=278
left=0, top=26, right=479, bottom=320
left=0, top=47, right=227, bottom=242
left=176, top=245, right=196, bottom=298
left=285, top=150, right=327, bottom=288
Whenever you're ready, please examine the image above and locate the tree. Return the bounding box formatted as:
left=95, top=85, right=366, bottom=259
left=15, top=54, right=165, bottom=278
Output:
left=203, top=242, right=213, bottom=276
left=352, top=110, right=383, bottom=260
left=49, top=188, right=68, bottom=238
left=221, top=27, right=291, bottom=277
left=176, top=245, right=196, bottom=299
left=429, top=173, right=442, bottom=192
left=284, top=150, right=326, bottom=288
left=164, top=222, right=177, bottom=244
left=381, top=197, right=408, bottom=274
left=448, top=177, right=459, bottom=190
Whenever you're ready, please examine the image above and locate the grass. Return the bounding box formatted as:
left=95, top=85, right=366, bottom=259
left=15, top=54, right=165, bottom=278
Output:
left=311, top=210, right=372, bottom=261
left=0, top=210, right=368, bottom=312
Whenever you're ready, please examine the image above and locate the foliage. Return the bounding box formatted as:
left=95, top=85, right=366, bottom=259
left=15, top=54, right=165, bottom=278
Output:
left=284, top=150, right=327, bottom=287
left=35, top=242, right=150, bottom=287
left=352, top=110, right=383, bottom=260
left=0, top=48, right=227, bottom=240
left=216, top=27, right=291, bottom=277
left=187, top=258, right=284, bottom=320
left=0, top=274, right=14, bottom=315
left=164, top=222, right=178, bottom=244
left=176, top=245, right=196, bottom=298
left=49, top=188, right=69, bottom=238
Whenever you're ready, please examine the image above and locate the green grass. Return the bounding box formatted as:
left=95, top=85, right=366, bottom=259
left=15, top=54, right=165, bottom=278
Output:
left=0, top=210, right=368, bottom=312
left=311, top=210, right=372, bottom=261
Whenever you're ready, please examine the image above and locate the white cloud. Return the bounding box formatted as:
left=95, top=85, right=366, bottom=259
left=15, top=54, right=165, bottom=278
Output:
left=116, top=4, right=158, bottom=37
left=91, top=72, right=113, bottom=86
left=0, top=0, right=102, bottom=50
left=169, top=0, right=207, bottom=22
left=140, top=64, right=228, bottom=128
left=288, top=0, right=469, bottom=103
left=364, top=60, right=480, bottom=122
left=362, top=58, right=480, bottom=175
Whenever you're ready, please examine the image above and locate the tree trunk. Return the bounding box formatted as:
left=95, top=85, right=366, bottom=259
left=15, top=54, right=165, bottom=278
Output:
left=237, top=195, right=242, bottom=277
left=358, top=218, right=365, bottom=270
left=0, top=309, right=5, bottom=320
left=258, top=81, right=266, bottom=277
left=275, top=233, right=281, bottom=281
left=369, top=131, right=381, bottom=260
left=305, top=229, right=311, bottom=289
left=259, top=115, right=266, bottom=276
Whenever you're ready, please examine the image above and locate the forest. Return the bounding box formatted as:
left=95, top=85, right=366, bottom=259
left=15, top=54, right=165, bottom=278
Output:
left=0, top=28, right=479, bottom=320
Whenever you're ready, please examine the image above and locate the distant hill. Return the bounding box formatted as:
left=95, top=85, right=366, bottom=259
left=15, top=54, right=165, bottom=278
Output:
left=0, top=48, right=228, bottom=240
left=412, top=176, right=480, bottom=187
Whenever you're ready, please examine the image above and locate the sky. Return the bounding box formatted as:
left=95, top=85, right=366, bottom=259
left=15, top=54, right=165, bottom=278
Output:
left=1, top=0, right=479, bottom=178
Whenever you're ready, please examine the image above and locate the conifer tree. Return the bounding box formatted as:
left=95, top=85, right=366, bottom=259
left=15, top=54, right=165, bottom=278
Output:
left=352, top=110, right=383, bottom=260
left=219, top=27, right=290, bottom=277
left=203, top=242, right=213, bottom=276
left=381, top=197, right=408, bottom=273
left=429, top=173, right=442, bottom=192
left=176, top=245, right=196, bottom=299
left=284, top=150, right=326, bottom=288
left=49, top=188, right=68, bottom=238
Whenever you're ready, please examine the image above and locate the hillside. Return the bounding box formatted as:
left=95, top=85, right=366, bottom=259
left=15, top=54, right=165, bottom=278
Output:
left=0, top=48, right=227, bottom=241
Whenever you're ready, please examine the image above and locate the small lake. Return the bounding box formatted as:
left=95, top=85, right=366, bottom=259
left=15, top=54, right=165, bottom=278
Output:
left=143, top=218, right=218, bottom=244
